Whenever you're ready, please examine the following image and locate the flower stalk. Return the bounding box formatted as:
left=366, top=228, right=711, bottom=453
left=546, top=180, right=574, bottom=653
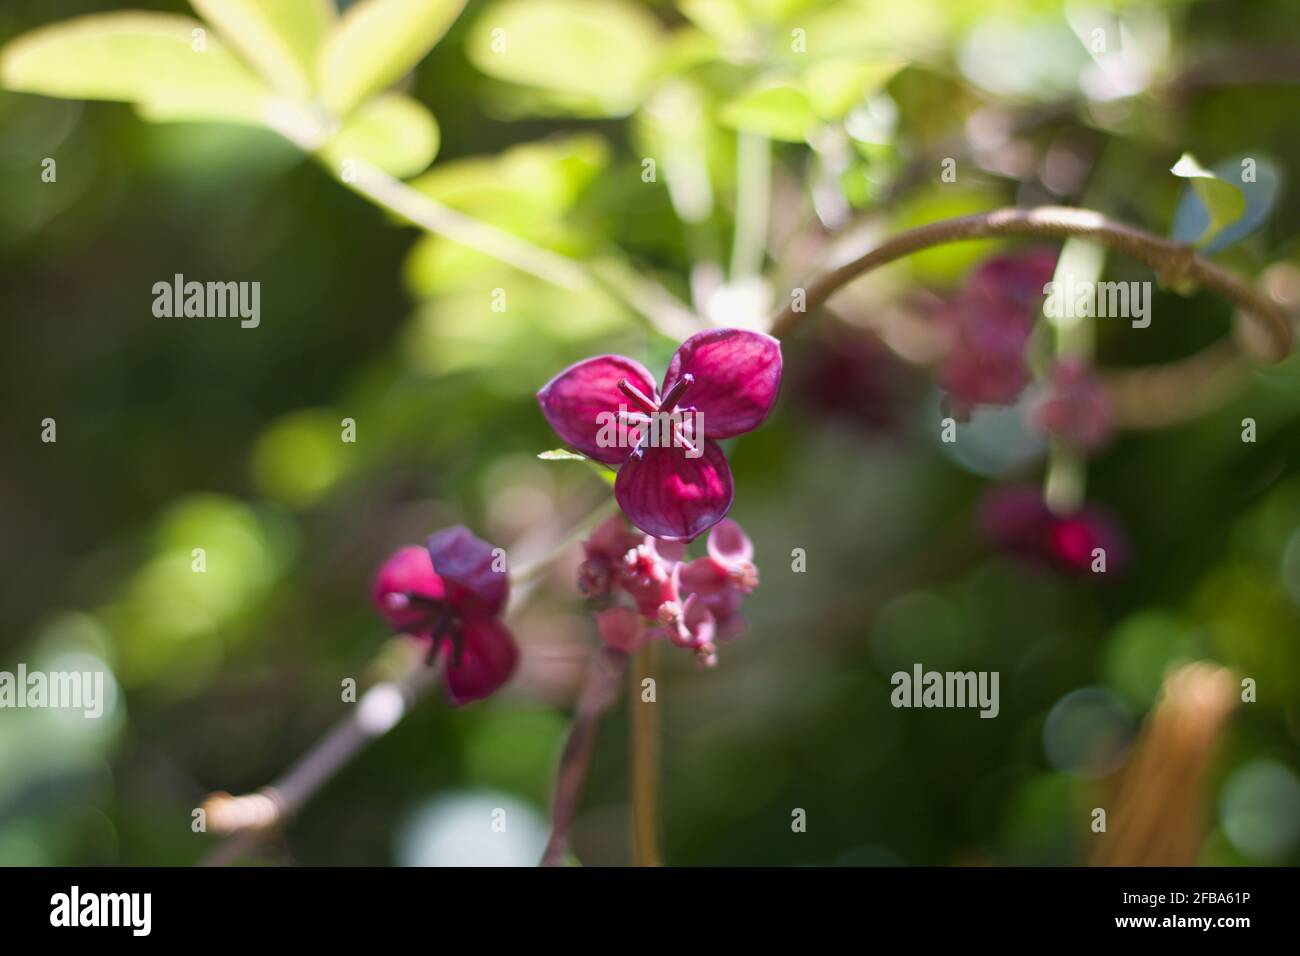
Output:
left=630, top=642, right=663, bottom=866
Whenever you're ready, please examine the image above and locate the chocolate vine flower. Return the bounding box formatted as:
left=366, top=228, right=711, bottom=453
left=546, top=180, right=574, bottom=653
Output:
left=1029, top=359, right=1113, bottom=451
left=371, top=527, right=518, bottom=705
left=938, top=248, right=1058, bottom=420
left=979, top=485, right=1127, bottom=575
left=537, top=328, right=782, bottom=541
left=580, top=515, right=760, bottom=667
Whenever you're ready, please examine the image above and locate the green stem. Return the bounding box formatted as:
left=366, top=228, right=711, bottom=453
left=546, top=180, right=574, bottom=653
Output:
left=630, top=642, right=662, bottom=866
left=334, top=158, right=696, bottom=339
left=730, top=132, right=771, bottom=281
left=343, top=158, right=591, bottom=289
left=1042, top=238, right=1101, bottom=515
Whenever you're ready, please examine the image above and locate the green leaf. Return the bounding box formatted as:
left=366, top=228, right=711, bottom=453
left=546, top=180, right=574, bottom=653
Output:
left=536, top=448, right=617, bottom=485
left=538, top=448, right=588, bottom=461
left=190, top=0, right=336, bottom=99
left=1172, top=154, right=1279, bottom=254
left=403, top=134, right=608, bottom=294
left=318, top=0, right=465, bottom=117
left=0, top=12, right=272, bottom=126
left=718, top=84, right=817, bottom=142
left=318, top=93, right=440, bottom=178
left=466, top=0, right=664, bottom=117
left=802, top=58, right=903, bottom=120
left=410, top=133, right=608, bottom=225
left=1169, top=152, right=1246, bottom=248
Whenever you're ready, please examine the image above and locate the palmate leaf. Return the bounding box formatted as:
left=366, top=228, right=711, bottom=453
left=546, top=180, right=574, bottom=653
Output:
left=1, top=6, right=451, bottom=178
left=0, top=12, right=273, bottom=126
left=1169, top=153, right=1247, bottom=249
left=190, top=0, right=336, bottom=100
left=317, top=0, right=466, bottom=117
left=466, top=0, right=664, bottom=117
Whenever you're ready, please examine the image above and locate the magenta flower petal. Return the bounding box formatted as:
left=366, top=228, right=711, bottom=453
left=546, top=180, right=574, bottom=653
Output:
left=537, top=354, right=658, bottom=464
left=707, top=518, right=753, bottom=564
left=673, top=593, right=716, bottom=650
left=443, top=616, right=519, bottom=706
left=615, top=439, right=734, bottom=541
left=621, top=541, right=680, bottom=615
left=678, top=556, right=729, bottom=597
left=1029, top=359, right=1113, bottom=451
left=662, top=329, right=782, bottom=439
left=371, top=546, right=446, bottom=634
left=594, top=606, right=649, bottom=652
left=979, top=484, right=1127, bottom=575
left=649, top=538, right=687, bottom=565
left=967, top=247, right=1059, bottom=314
left=584, top=514, right=644, bottom=564
left=427, top=525, right=508, bottom=618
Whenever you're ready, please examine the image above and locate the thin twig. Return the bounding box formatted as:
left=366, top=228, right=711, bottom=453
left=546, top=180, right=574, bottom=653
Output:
left=768, top=206, right=1293, bottom=362
left=198, top=496, right=617, bottom=866
left=200, top=657, right=444, bottom=866
left=539, top=648, right=630, bottom=866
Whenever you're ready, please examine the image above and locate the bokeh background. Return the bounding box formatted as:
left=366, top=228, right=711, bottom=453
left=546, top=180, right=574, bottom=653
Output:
left=1, top=0, right=1299, bottom=866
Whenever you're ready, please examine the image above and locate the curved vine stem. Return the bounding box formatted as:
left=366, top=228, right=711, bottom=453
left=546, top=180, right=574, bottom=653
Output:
left=769, top=205, right=1293, bottom=362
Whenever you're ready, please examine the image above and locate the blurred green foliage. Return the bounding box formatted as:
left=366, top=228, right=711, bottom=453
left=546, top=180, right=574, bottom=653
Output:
left=1, top=0, right=1299, bottom=866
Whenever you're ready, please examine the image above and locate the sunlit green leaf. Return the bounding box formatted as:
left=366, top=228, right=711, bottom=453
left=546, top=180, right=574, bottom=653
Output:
left=467, top=0, right=664, bottom=117
left=1170, top=152, right=1246, bottom=248
left=410, top=134, right=607, bottom=228
left=402, top=135, right=608, bottom=294
left=0, top=12, right=271, bottom=126
left=718, top=84, right=817, bottom=142
left=190, top=0, right=335, bottom=99
left=538, top=448, right=588, bottom=461
left=772, top=0, right=943, bottom=66
left=318, top=92, right=440, bottom=178
left=802, top=58, right=903, bottom=120
left=537, top=449, right=618, bottom=486
left=676, top=0, right=750, bottom=45
left=318, top=0, right=465, bottom=117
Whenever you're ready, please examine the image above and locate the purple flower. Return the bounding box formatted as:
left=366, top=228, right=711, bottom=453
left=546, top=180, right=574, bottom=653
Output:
left=538, top=329, right=782, bottom=541
left=371, top=527, right=518, bottom=705
left=793, top=326, right=911, bottom=435
left=579, top=515, right=760, bottom=667
left=966, top=247, right=1061, bottom=315
left=979, top=485, right=1127, bottom=575
left=1029, top=359, right=1113, bottom=451
left=938, top=248, right=1058, bottom=419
